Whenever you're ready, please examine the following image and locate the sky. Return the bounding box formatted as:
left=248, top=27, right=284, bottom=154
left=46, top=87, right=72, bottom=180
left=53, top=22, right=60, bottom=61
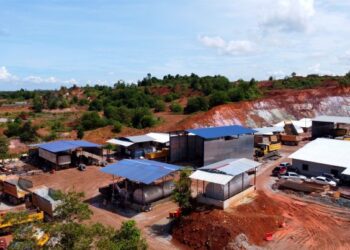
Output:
left=1, top=0, right=350, bottom=90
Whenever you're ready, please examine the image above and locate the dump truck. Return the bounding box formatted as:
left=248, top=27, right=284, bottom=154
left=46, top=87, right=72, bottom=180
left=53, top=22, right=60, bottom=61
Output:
left=280, top=134, right=301, bottom=146
left=2, top=178, right=33, bottom=205
left=30, top=186, right=61, bottom=218
left=254, top=134, right=281, bottom=159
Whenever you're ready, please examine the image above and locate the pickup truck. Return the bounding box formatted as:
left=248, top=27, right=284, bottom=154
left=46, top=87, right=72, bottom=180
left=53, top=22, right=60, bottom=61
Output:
left=311, top=176, right=337, bottom=187
left=280, top=172, right=307, bottom=180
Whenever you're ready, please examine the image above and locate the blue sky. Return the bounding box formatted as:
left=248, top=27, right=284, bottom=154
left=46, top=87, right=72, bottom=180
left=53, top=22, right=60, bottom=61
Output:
left=1, top=0, right=350, bottom=90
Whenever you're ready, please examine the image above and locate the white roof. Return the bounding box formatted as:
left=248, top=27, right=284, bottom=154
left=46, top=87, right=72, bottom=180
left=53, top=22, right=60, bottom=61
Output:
left=289, top=138, right=350, bottom=173
left=312, top=115, right=350, bottom=124
left=190, top=170, right=233, bottom=185
left=201, top=158, right=261, bottom=176
left=106, top=139, right=134, bottom=147
left=146, top=133, right=170, bottom=144
left=273, top=120, right=304, bottom=133
left=342, top=168, right=350, bottom=176
left=254, top=127, right=284, bottom=135
left=297, top=118, right=312, bottom=128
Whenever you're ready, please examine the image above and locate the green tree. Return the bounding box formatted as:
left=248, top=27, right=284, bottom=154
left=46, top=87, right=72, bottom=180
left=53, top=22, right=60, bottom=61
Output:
left=32, top=95, right=43, bottom=113
left=209, top=91, right=229, bottom=108
left=8, top=191, right=147, bottom=250
left=185, top=96, right=209, bottom=113
left=112, top=121, right=122, bottom=133
left=114, top=220, right=147, bottom=250
left=77, top=126, right=84, bottom=139
left=0, top=136, right=9, bottom=163
left=173, top=169, right=192, bottom=213
left=81, top=112, right=106, bottom=130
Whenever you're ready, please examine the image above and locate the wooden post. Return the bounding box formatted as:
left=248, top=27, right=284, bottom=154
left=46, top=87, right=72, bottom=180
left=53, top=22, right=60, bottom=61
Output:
left=254, top=167, right=257, bottom=191
left=241, top=173, right=244, bottom=191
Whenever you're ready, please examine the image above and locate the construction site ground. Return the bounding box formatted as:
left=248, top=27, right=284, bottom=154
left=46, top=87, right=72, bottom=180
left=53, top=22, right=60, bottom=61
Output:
left=2, top=142, right=349, bottom=249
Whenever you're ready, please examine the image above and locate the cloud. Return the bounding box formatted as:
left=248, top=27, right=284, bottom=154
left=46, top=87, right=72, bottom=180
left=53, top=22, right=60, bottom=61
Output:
left=199, top=35, right=255, bottom=55
left=261, top=0, right=315, bottom=33
left=0, top=66, right=79, bottom=88
left=0, top=66, right=18, bottom=81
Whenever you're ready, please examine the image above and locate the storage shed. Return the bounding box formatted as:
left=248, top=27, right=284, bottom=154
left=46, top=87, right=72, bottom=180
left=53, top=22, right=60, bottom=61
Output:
left=170, top=125, right=256, bottom=167
left=312, top=115, right=350, bottom=139
left=190, top=158, right=261, bottom=209
left=289, top=138, right=350, bottom=181
left=35, top=140, right=102, bottom=169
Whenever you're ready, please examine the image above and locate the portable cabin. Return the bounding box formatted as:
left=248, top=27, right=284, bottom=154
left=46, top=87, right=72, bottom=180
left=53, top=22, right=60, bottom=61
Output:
left=190, top=158, right=261, bottom=209
left=312, top=115, right=350, bottom=139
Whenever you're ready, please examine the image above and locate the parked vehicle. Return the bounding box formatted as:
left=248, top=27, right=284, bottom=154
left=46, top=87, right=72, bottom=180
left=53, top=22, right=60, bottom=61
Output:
left=280, top=172, right=307, bottom=180
left=272, top=166, right=287, bottom=176
left=279, top=162, right=291, bottom=168
left=322, top=173, right=340, bottom=184
left=311, top=176, right=337, bottom=187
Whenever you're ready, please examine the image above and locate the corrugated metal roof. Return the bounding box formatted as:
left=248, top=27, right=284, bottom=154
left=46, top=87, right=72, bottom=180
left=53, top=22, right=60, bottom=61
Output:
left=146, top=133, right=170, bottom=144
left=254, top=127, right=284, bottom=135
left=190, top=170, right=233, bottom=185
left=312, top=115, right=350, bottom=124
left=201, top=158, right=261, bottom=176
left=289, top=138, right=350, bottom=170
left=100, top=159, right=182, bottom=184
left=124, top=135, right=154, bottom=143
left=38, top=140, right=101, bottom=153
left=106, top=139, right=134, bottom=147
left=187, top=125, right=256, bottom=139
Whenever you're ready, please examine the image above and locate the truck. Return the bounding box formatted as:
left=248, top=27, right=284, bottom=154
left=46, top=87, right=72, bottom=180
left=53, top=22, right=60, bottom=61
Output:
left=2, top=178, right=33, bottom=205
left=280, top=134, right=301, bottom=146
left=254, top=134, right=282, bottom=159
left=30, top=186, right=61, bottom=218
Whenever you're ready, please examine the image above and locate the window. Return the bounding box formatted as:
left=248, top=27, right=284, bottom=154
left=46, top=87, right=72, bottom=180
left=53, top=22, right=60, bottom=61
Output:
left=302, top=164, right=309, bottom=171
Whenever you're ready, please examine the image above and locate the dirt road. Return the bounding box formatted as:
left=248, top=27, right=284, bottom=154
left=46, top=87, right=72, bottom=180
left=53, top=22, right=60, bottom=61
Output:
left=257, top=146, right=350, bottom=250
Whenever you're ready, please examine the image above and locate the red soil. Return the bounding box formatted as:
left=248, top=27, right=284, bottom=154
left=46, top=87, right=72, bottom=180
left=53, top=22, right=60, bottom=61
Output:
left=172, top=191, right=284, bottom=249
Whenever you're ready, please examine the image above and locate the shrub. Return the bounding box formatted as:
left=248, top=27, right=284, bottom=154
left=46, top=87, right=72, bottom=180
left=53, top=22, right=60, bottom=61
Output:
left=113, top=121, right=122, bottom=133
left=170, top=102, right=183, bottom=113
left=154, top=100, right=166, bottom=112
left=209, top=91, right=229, bottom=108
left=185, top=96, right=209, bottom=113
left=81, top=112, right=106, bottom=130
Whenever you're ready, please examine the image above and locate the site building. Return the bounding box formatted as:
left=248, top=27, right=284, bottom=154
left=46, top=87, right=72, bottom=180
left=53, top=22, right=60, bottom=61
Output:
left=312, top=115, right=350, bottom=139
left=190, top=158, right=261, bottom=209
left=169, top=125, right=256, bottom=167
left=32, top=140, right=102, bottom=170
left=107, top=133, right=169, bottom=160
left=289, top=138, right=350, bottom=181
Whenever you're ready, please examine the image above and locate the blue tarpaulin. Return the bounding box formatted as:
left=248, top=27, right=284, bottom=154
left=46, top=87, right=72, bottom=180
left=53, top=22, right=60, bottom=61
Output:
left=101, top=159, right=182, bottom=184
left=187, top=125, right=256, bottom=140
left=38, top=140, right=101, bottom=153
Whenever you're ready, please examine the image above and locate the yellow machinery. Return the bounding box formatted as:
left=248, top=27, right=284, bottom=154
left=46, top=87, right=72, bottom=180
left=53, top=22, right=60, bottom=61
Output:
left=255, top=142, right=281, bottom=158
left=0, top=211, right=44, bottom=230
left=33, top=228, right=50, bottom=247
left=145, top=148, right=169, bottom=160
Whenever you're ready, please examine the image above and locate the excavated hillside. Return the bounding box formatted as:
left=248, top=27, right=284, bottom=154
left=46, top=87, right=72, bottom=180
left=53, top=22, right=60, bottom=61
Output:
left=178, top=85, right=350, bottom=129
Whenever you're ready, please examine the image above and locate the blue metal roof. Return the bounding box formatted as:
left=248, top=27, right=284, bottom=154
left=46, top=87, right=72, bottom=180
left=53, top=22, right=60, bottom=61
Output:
left=38, top=140, right=101, bottom=153
left=186, top=125, right=256, bottom=139
left=101, top=159, right=182, bottom=184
